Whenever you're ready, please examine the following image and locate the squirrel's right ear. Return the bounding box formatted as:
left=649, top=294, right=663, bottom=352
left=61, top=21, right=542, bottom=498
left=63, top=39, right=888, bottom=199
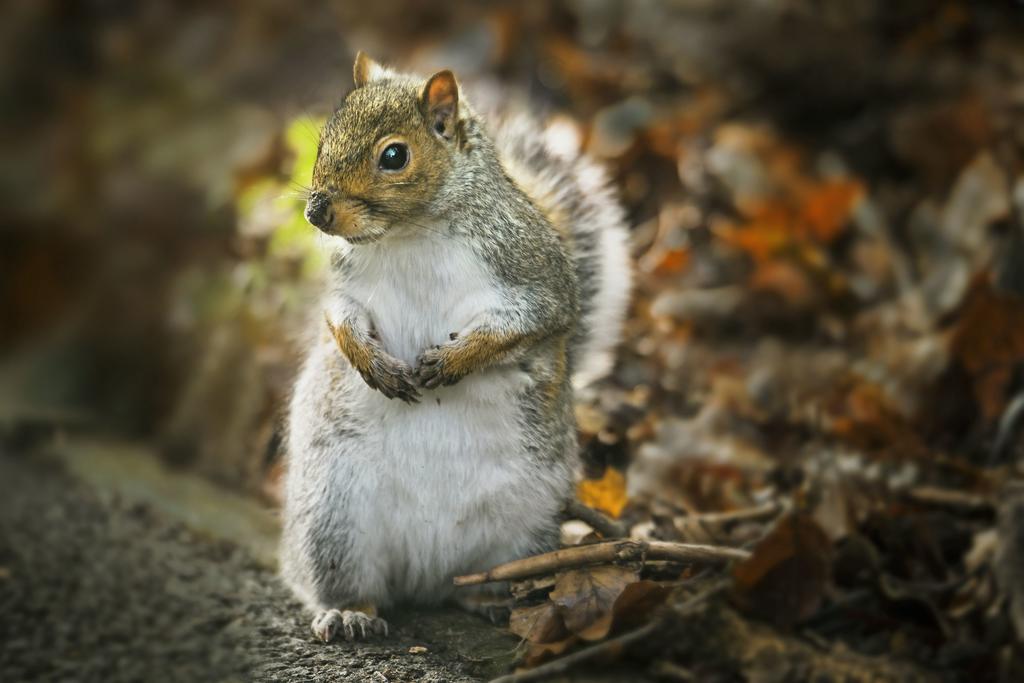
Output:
left=353, top=51, right=387, bottom=88
left=420, top=70, right=459, bottom=141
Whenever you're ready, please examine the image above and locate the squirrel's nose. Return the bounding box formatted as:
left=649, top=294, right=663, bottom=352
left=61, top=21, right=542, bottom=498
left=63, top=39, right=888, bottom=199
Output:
left=305, top=191, right=334, bottom=230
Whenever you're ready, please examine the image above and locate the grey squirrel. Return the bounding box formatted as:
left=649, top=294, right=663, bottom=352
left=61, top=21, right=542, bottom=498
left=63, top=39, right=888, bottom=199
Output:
left=280, top=52, right=632, bottom=642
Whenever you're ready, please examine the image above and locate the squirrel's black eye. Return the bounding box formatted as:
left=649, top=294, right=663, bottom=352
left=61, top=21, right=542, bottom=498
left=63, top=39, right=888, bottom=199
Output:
left=378, top=143, right=409, bottom=171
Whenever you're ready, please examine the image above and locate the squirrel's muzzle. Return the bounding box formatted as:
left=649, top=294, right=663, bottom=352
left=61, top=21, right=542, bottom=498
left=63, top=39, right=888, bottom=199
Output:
left=305, top=191, right=334, bottom=231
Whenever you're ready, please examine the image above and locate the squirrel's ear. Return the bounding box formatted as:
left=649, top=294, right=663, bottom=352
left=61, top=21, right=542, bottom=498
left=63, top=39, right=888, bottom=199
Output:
left=420, top=70, right=459, bottom=141
left=353, top=51, right=386, bottom=88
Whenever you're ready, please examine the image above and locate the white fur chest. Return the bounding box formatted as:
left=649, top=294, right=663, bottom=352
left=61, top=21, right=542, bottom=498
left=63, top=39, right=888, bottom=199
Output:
left=336, top=230, right=501, bottom=366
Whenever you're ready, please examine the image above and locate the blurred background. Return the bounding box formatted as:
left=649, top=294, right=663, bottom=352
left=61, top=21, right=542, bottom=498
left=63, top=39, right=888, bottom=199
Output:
left=2, top=1, right=1024, bottom=681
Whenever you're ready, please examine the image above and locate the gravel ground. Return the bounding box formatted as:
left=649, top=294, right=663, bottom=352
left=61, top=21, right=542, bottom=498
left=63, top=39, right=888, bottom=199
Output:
left=0, top=450, right=518, bottom=682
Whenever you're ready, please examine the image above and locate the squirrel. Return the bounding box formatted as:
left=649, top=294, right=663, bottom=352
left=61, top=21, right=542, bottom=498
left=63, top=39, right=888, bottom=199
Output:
left=280, top=52, right=632, bottom=642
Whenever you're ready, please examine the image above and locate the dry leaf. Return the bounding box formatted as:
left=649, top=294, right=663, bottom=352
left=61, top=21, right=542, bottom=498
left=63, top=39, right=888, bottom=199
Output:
left=652, top=248, right=690, bottom=277
left=800, top=179, right=864, bottom=243
left=550, top=565, right=639, bottom=640
left=749, top=260, right=816, bottom=310
left=607, top=580, right=671, bottom=633
left=509, top=602, right=570, bottom=644
left=577, top=467, right=629, bottom=518
left=507, top=604, right=578, bottom=667
left=823, top=375, right=930, bottom=459
left=733, top=513, right=832, bottom=628
left=716, top=164, right=862, bottom=265
left=950, top=275, right=1024, bottom=422
left=576, top=403, right=609, bottom=436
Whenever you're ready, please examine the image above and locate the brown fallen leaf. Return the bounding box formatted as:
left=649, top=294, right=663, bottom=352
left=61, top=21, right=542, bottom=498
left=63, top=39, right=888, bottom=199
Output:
left=605, top=580, right=672, bottom=634
left=510, top=577, right=671, bottom=670
left=732, top=513, right=833, bottom=629
left=550, top=565, right=639, bottom=640
left=509, top=601, right=579, bottom=667
left=509, top=601, right=571, bottom=644
left=823, top=374, right=931, bottom=460
left=749, top=260, right=817, bottom=311
left=950, top=274, right=1024, bottom=423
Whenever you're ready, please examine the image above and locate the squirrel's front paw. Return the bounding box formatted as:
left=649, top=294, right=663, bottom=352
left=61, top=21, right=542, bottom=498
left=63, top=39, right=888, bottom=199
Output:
left=312, top=609, right=389, bottom=643
left=359, top=354, right=420, bottom=403
left=326, top=316, right=419, bottom=403
left=415, top=345, right=464, bottom=389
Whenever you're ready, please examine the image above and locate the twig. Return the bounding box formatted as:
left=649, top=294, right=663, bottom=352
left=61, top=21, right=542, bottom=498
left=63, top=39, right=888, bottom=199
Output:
left=905, top=485, right=994, bottom=512
left=681, top=501, right=782, bottom=527
left=674, top=502, right=783, bottom=544
left=644, top=541, right=750, bottom=564
left=992, top=389, right=1024, bottom=464
left=649, top=661, right=695, bottom=681
left=454, top=540, right=750, bottom=586
left=563, top=500, right=628, bottom=538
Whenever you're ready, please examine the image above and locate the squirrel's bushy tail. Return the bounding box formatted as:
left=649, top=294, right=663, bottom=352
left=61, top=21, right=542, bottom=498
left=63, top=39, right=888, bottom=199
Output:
left=493, top=115, right=633, bottom=388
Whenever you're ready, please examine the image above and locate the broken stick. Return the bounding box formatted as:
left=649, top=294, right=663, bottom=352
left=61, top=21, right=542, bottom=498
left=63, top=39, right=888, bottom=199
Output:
left=454, top=539, right=750, bottom=586
left=904, top=485, right=994, bottom=512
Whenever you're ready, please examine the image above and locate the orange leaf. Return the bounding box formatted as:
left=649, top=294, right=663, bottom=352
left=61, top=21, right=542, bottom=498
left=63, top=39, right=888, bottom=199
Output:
left=718, top=213, right=792, bottom=262
left=653, top=248, right=690, bottom=277
left=800, top=179, right=863, bottom=243
left=577, top=467, right=628, bottom=518
left=717, top=177, right=862, bottom=262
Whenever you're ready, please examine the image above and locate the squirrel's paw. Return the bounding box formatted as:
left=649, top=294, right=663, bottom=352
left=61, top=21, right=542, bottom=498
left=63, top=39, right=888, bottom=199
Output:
left=456, top=593, right=512, bottom=625
left=360, top=354, right=420, bottom=403
left=312, top=609, right=389, bottom=643
left=415, top=345, right=463, bottom=389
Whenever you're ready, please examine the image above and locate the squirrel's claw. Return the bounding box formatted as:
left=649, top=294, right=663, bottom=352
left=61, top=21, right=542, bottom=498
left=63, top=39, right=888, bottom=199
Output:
left=359, top=355, right=420, bottom=403
left=415, top=345, right=462, bottom=389
left=312, top=609, right=389, bottom=643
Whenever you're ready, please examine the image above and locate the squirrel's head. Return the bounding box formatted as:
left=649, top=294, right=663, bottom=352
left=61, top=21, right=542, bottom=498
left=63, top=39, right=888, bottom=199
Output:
left=304, top=52, right=464, bottom=244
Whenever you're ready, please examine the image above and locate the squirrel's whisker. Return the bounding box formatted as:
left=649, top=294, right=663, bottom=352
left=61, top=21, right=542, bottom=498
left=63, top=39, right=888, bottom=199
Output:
left=402, top=220, right=450, bottom=239
left=293, top=114, right=323, bottom=144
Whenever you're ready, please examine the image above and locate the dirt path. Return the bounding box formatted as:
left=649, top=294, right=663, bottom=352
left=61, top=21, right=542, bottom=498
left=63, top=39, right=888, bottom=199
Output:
left=0, top=448, right=519, bottom=683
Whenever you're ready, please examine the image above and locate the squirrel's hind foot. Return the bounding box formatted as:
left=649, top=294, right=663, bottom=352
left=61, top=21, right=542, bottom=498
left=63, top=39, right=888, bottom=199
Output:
left=312, top=608, right=389, bottom=643
left=456, top=593, right=512, bottom=625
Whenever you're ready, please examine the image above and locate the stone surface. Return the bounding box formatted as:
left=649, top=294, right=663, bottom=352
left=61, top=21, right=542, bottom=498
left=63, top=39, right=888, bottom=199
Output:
left=0, top=448, right=520, bottom=682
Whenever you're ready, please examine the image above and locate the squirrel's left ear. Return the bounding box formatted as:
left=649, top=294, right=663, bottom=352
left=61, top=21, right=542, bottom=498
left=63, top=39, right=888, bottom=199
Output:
left=421, top=70, right=459, bottom=141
